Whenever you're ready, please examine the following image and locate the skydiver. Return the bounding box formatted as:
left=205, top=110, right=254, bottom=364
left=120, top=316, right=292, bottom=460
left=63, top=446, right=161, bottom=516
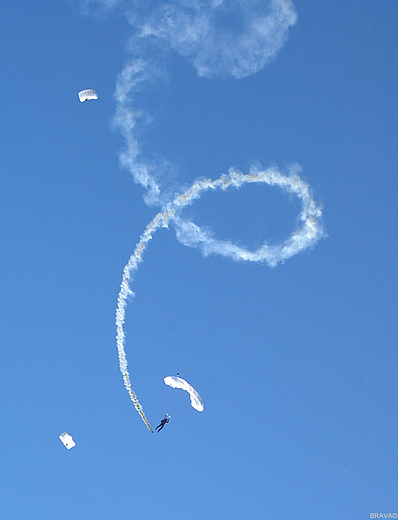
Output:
left=155, top=414, right=170, bottom=432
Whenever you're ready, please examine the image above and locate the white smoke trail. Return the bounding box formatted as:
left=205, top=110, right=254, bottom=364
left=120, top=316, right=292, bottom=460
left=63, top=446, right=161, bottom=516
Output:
left=115, top=168, right=325, bottom=431
left=82, top=0, right=325, bottom=430
left=115, top=212, right=168, bottom=432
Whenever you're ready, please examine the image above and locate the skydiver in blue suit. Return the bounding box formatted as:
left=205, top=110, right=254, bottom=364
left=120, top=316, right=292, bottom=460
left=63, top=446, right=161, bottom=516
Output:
left=156, top=414, right=171, bottom=432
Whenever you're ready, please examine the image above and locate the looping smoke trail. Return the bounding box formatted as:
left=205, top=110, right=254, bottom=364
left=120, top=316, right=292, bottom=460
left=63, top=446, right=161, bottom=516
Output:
left=115, top=167, right=324, bottom=431
left=104, top=0, right=323, bottom=431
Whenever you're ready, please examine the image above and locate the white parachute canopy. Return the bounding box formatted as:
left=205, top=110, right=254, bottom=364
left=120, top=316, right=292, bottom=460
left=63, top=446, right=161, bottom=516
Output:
left=59, top=432, right=76, bottom=450
left=164, top=375, right=204, bottom=412
left=78, top=89, right=98, bottom=102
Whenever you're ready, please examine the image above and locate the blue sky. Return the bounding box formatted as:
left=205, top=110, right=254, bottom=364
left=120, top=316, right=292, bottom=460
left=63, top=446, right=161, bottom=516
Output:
left=1, top=0, right=397, bottom=518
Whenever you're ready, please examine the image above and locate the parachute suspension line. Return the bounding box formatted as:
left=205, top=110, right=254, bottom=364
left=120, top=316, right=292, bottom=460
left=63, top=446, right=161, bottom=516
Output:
left=116, top=168, right=324, bottom=431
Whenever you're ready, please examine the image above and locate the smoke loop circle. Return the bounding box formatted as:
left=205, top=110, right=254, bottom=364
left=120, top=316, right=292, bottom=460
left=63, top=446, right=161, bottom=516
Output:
left=169, top=168, right=324, bottom=267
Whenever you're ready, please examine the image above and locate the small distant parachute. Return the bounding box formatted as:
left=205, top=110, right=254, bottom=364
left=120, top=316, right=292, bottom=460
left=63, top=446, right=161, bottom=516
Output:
left=164, top=375, right=204, bottom=412
left=59, top=432, right=76, bottom=449
left=78, top=89, right=98, bottom=102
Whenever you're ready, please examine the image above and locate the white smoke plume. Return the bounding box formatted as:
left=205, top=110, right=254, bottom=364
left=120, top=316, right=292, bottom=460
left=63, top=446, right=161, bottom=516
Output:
left=83, top=0, right=325, bottom=431
left=133, top=0, right=298, bottom=79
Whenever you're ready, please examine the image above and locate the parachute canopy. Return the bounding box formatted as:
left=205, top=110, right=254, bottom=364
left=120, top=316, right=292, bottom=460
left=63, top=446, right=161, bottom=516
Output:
left=164, top=375, right=204, bottom=412
left=59, top=432, right=76, bottom=449
left=78, top=89, right=98, bottom=102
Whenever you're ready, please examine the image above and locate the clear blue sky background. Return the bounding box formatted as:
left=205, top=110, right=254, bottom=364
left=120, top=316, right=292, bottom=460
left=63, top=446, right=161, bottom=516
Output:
left=1, top=1, right=397, bottom=518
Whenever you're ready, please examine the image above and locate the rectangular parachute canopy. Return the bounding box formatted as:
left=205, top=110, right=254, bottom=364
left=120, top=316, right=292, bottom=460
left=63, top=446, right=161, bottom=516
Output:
left=78, top=89, right=98, bottom=102
left=59, top=432, right=76, bottom=450
left=164, top=375, right=204, bottom=411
